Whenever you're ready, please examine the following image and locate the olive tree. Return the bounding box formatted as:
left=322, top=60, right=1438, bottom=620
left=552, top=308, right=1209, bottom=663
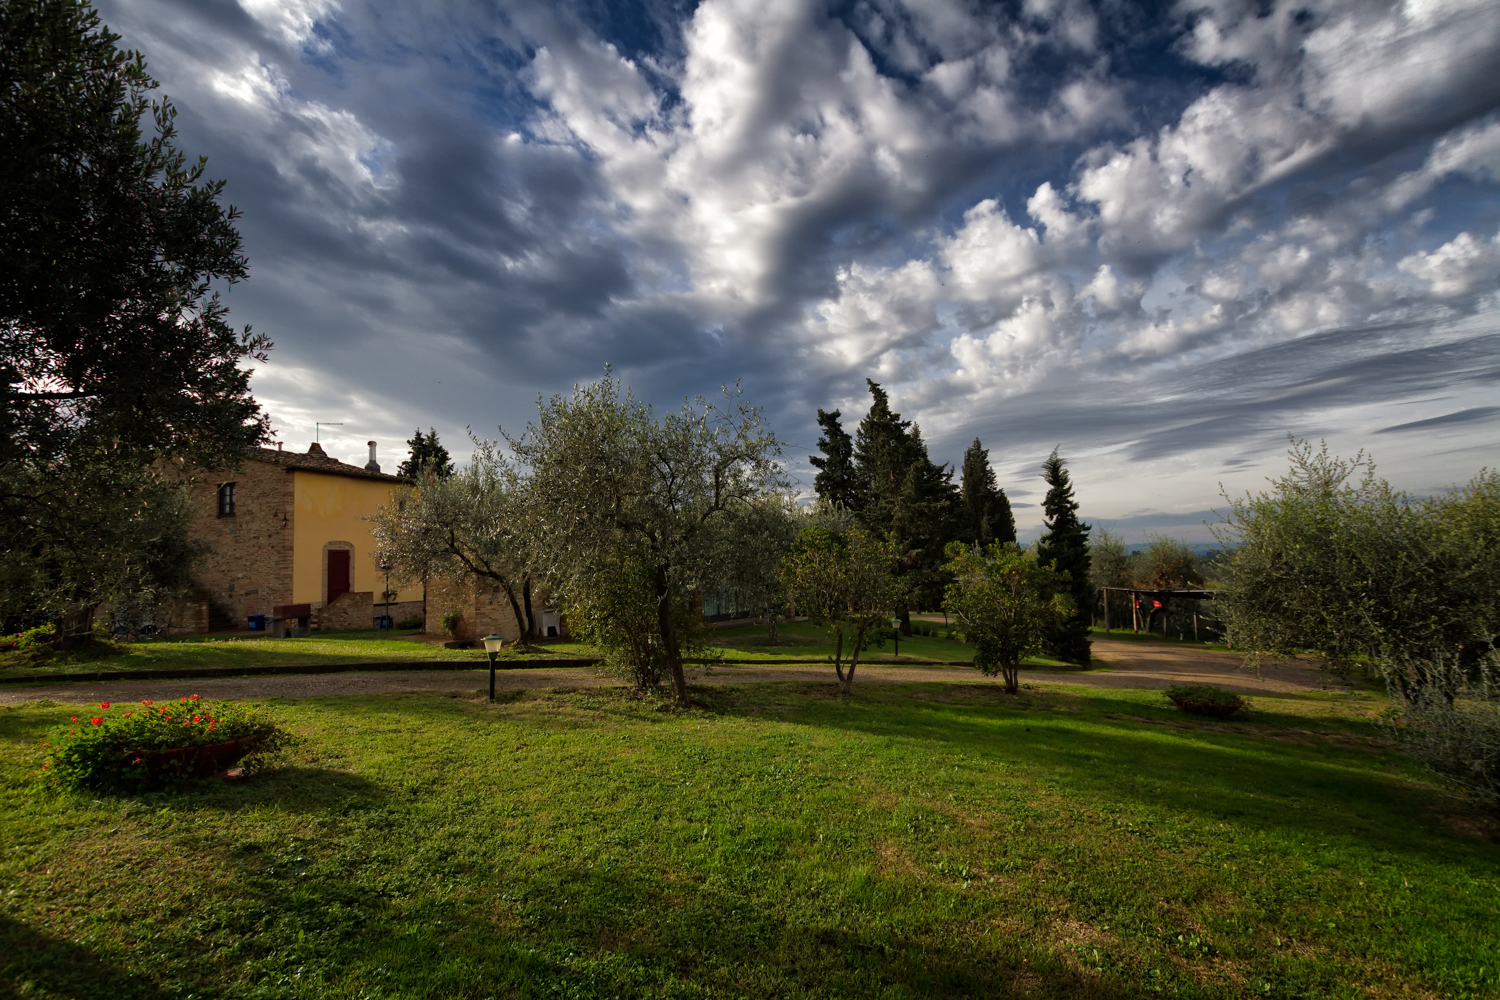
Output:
left=369, top=437, right=542, bottom=640
left=0, top=451, right=200, bottom=638
left=711, top=491, right=801, bottom=644
left=513, top=373, right=784, bottom=704
left=1216, top=441, right=1500, bottom=808
left=942, top=541, right=1072, bottom=694
left=780, top=524, right=904, bottom=695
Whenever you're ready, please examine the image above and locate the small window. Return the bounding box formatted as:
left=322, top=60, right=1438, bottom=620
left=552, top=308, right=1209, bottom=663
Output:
left=217, top=482, right=237, bottom=517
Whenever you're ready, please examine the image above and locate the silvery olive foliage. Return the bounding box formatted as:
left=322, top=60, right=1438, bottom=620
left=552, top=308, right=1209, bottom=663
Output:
left=1216, top=440, right=1500, bottom=808
left=512, top=372, right=785, bottom=703
left=369, top=436, right=543, bottom=640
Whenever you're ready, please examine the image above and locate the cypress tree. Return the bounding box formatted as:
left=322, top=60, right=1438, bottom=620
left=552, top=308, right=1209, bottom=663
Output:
left=960, top=438, right=1016, bottom=546
left=396, top=428, right=454, bottom=480
left=1035, top=447, right=1092, bottom=665
left=809, top=408, right=863, bottom=511
left=852, top=380, right=960, bottom=616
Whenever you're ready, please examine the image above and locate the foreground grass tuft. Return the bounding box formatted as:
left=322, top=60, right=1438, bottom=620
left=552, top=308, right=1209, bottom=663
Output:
left=0, top=682, right=1494, bottom=998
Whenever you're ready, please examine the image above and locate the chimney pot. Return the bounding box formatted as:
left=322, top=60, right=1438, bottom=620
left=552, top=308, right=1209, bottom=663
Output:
left=308, top=442, right=326, bottom=457
left=365, top=441, right=380, bottom=473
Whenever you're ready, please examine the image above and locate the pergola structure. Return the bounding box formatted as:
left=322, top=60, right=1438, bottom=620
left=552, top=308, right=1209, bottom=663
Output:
left=1101, top=587, right=1217, bottom=639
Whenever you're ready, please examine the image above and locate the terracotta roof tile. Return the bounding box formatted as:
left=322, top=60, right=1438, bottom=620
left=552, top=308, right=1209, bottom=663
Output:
left=247, top=447, right=410, bottom=483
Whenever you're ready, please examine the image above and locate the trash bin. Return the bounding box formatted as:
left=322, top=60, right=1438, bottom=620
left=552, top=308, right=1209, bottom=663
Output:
left=373, top=615, right=393, bottom=629
left=247, top=615, right=268, bottom=631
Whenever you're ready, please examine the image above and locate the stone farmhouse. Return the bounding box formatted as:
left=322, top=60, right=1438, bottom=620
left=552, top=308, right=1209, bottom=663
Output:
left=182, top=441, right=422, bottom=632
left=178, top=439, right=565, bottom=643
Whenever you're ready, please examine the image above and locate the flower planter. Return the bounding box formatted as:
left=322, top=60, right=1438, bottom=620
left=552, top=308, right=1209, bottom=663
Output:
left=135, top=736, right=263, bottom=778
left=1173, top=699, right=1242, bottom=718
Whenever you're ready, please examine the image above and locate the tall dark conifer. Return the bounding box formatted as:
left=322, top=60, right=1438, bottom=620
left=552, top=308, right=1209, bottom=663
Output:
left=396, top=428, right=453, bottom=480
left=1035, top=447, right=1092, bottom=665
left=960, top=438, right=1016, bottom=546
left=809, top=408, right=863, bottom=511
left=852, top=380, right=960, bottom=616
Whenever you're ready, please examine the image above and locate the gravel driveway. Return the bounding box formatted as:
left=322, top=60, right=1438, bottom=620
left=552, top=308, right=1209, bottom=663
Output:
left=0, top=639, right=1333, bottom=705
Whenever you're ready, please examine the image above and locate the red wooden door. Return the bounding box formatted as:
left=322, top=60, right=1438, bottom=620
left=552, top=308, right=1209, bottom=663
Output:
left=328, top=550, right=351, bottom=603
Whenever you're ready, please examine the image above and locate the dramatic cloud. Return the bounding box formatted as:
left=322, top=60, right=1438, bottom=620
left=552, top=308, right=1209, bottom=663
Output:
left=98, top=0, right=1500, bottom=538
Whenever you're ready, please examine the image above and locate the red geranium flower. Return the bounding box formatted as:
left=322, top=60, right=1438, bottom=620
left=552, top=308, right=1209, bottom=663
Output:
left=70, top=716, right=77, bottom=721
left=90, top=718, right=103, bottom=725
left=100, top=702, right=110, bottom=709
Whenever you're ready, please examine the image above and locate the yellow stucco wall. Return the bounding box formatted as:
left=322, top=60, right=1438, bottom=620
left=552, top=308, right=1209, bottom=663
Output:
left=291, top=471, right=421, bottom=606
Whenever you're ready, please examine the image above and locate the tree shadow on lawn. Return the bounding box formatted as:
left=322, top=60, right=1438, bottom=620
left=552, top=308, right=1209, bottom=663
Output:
left=232, top=852, right=1145, bottom=1000
left=0, top=912, right=172, bottom=1000
left=687, top=682, right=1496, bottom=861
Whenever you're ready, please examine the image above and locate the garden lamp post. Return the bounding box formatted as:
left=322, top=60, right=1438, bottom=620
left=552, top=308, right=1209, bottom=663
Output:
left=483, top=634, right=504, bottom=701
left=377, top=556, right=394, bottom=629
left=890, top=617, right=902, bottom=659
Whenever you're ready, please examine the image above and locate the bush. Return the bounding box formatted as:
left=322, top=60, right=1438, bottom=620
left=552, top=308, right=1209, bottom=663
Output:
left=395, top=614, right=424, bottom=630
left=1386, top=695, right=1500, bottom=813
left=440, top=608, right=463, bottom=637
left=17, top=623, right=56, bottom=648
left=41, top=696, right=290, bottom=793
left=1165, top=684, right=1246, bottom=717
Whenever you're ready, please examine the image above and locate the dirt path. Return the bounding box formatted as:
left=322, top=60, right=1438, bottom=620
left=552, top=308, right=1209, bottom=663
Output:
left=0, top=639, right=1332, bottom=705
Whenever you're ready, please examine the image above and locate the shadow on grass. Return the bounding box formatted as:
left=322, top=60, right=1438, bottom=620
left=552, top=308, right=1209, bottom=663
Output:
left=684, top=682, right=1489, bottom=861
left=0, top=913, right=171, bottom=1000
left=274, top=853, right=1145, bottom=999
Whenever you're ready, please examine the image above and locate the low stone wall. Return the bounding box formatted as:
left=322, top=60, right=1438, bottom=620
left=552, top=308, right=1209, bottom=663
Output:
left=319, top=591, right=374, bottom=631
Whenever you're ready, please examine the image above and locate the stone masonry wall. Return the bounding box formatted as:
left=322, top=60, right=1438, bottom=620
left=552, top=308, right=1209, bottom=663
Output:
left=425, top=576, right=523, bottom=642
left=319, top=590, right=375, bottom=631
left=181, top=456, right=295, bottom=628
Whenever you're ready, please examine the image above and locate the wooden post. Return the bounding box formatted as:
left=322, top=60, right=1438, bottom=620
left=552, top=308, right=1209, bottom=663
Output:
left=1102, top=589, right=1110, bottom=634
left=1132, top=591, right=1139, bottom=634
left=1193, top=611, right=1199, bottom=641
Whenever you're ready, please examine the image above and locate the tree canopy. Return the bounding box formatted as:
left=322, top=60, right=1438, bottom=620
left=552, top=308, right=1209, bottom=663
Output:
left=1, top=0, right=269, bottom=466
left=959, top=437, right=1015, bottom=547
left=780, top=523, right=904, bottom=695
left=395, top=428, right=454, bottom=480
left=1035, top=447, right=1092, bottom=665
left=370, top=437, right=540, bottom=641
left=1, top=0, right=267, bottom=639
left=943, top=541, right=1071, bottom=694
left=514, top=372, right=784, bottom=704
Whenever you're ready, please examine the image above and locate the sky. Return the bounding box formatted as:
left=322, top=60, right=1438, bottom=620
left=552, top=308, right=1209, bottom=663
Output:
left=97, top=0, right=1500, bottom=541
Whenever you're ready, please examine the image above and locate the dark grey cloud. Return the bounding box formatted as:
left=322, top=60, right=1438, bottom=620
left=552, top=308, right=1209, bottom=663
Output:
left=88, top=0, right=1500, bottom=504
left=1376, top=406, right=1500, bottom=435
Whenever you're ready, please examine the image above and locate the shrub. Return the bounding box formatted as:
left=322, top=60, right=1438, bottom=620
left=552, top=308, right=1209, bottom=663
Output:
left=395, top=614, right=424, bottom=630
left=439, top=608, right=463, bottom=637
left=1165, top=684, right=1246, bottom=717
left=41, top=696, right=290, bottom=793
left=1386, top=694, right=1500, bottom=813
left=16, top=623, right=56, bottom=649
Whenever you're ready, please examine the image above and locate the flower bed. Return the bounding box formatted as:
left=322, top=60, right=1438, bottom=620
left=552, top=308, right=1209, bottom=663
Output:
left=1164, top=684, right=1247, bottom=718
left=41, top=696, right=289, bottom=792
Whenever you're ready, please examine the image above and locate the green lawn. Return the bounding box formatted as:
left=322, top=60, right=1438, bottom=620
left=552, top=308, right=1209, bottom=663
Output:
left=0, top=630, right=599, bottom=677
left=709, top=620, right=1084, bottom=668
left=1, top=622, right=1083, bottom=677
left=1, top=681, right=1494, bottom=998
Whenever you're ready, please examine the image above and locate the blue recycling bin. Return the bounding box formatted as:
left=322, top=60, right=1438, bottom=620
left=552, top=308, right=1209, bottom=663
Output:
left=247, top=615, right=268, bottom=631
left=373, top=615, right=393, bottom=629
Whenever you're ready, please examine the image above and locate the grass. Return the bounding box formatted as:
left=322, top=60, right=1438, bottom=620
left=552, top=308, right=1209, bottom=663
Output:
left=1, top=622, right=1089, bottom=678
left=1, top=680, right=1495, bottom=998
left=709, top=620, right=1084, bottom=669
left=0, top=630, right=599, bottom=677
left=1090, top=626, right=1232, bottom=652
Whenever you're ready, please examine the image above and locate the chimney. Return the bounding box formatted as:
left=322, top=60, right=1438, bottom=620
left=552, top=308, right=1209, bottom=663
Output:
left=365, top=441, right=381, bottom=473
left=308, top=442, right=326, bottom=457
